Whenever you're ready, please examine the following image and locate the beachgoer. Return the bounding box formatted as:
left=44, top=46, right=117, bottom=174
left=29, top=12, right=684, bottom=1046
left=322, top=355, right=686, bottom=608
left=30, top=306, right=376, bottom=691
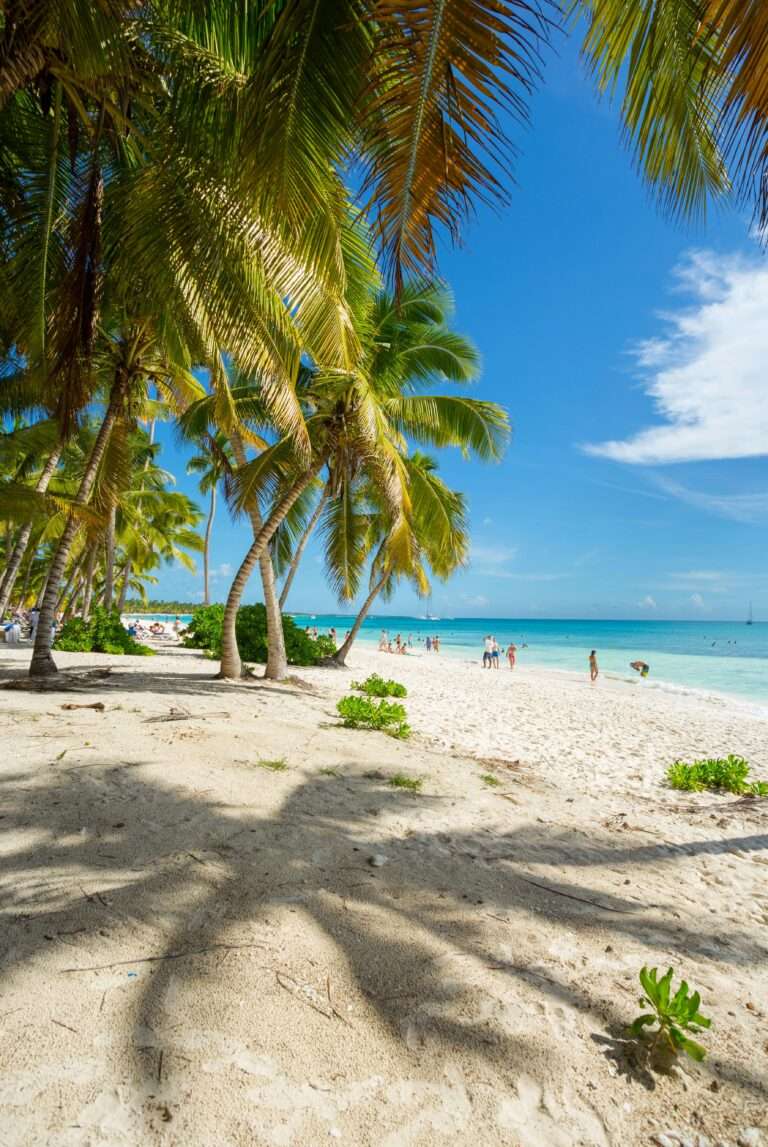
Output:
left=433, top=635, right=440, bottom=653
left=589, top=650, right=598, bottom=682
left=483, top=635, right=492, bottom=668
left=491, top=637, right=500, bottom=668
left=507, top=643, right=516, bottom=669
left=630, top=660, right=650, bottom=678
left=408, top=633, right=413, bottom=647
left=173, top=615, right=182, bottom=634
left=329, top=627, right=337, bottom=646
left=426, top=635, right=432, bottom=653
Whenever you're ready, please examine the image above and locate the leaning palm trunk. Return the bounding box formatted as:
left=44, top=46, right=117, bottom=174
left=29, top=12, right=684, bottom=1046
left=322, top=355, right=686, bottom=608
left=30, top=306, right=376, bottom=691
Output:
left=103, top=504, right=116, bottom=609
left=117, top=562, right=131, bottom=612
left=219, top=470, right=320, bottom=680
left=278, top=485, right=329, bottom=610
left=0, top=445, right=62, bottom=617
left=29, top=375, right=127, bottom=676
left=81, top=547, right=98, bottom=621
left=333, top=571, right=390, bottom=666
left=230, top=433, right=288, bottom=681
left=203, top=486, right=216, bottom=606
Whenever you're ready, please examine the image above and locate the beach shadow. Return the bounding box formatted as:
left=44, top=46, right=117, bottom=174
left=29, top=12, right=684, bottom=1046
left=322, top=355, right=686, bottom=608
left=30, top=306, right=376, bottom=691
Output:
left=2, top=753, right=767, bottom=1138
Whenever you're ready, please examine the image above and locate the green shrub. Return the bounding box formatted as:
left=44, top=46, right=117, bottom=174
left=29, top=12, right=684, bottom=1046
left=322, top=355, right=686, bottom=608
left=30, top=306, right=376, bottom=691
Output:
left=55, top=607, right=153, bottom=656
left=629, top=966, right=711, bottom=1062
left=183, top=603, right=330, bottom=666
left=336, top=694, right=410, bottom=739
left=350, top=673, right=407, bottom=698
left=480, top=773, right=500, bottom=787
left=666, top=755, right=767, bottom=796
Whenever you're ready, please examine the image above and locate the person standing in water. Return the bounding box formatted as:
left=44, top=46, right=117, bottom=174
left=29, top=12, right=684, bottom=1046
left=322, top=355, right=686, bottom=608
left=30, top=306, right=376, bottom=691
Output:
left=589, top=650, right=598, bottom=682
left=507, top=642, right=516, bottom=669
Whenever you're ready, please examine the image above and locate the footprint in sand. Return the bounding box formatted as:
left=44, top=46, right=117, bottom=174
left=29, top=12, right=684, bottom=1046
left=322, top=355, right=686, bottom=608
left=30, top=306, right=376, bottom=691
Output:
left=498, top=1074, right=608, bottom=1147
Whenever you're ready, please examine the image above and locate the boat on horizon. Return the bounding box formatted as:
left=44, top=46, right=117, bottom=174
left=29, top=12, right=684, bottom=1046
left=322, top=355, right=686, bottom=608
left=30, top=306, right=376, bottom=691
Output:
left=746, top=602, right=754, bottom=626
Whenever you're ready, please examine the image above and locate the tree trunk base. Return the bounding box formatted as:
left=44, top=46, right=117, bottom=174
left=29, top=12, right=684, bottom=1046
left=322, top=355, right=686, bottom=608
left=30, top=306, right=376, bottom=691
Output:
left=29, top=651, right=59, bottom=677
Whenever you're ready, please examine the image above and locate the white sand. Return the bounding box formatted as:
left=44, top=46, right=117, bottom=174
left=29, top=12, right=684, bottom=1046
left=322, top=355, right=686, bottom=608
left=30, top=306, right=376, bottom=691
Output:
left=1, top=641, right=766, bottom=1147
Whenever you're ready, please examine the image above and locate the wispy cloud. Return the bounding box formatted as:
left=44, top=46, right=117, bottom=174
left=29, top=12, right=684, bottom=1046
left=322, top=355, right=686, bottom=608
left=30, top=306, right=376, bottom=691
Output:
left=583, top=251, right=768, bottom=464
left=461, top=593, right=489, bottom=607
left=470, top=543, right=517, bottom=578
left=638, top=595, right=657, bottom=609
left=690, top=592, right=706, bottom=610
left=652, top=476, right=768, bottom=524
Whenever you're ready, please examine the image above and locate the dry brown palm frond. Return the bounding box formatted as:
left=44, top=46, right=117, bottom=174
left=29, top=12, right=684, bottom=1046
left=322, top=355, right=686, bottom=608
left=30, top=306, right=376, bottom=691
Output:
left=360, top=0, right=552, bottom=286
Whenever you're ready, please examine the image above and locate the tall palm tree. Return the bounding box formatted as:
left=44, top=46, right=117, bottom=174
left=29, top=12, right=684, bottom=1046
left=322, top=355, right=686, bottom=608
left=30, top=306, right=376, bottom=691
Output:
left=186, top=433, right=233, bottom=606
left=331, top=452, right=469, bottom=665
left=219, top=281, right=509, bottom=679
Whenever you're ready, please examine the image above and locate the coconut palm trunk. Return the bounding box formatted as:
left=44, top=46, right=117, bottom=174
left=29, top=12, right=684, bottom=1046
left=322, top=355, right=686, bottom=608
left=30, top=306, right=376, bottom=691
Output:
left=103, top=504, right=116, bottom=609
left=230, top=433, right=288, bottom=681
left=0, top=444, right=62, bottom=617
left=81, top=546, right=98, bottom=621
left=219, top=470, right=320, bottom=680
left=117, top=562, right=132, bottom=612
left=333, top=571, right=390, bottom=666
left=29, top=374, right=127, bottom=676
left=203, top=485, right=216, bottom=606
left=278, top=485, right=329, bottom=610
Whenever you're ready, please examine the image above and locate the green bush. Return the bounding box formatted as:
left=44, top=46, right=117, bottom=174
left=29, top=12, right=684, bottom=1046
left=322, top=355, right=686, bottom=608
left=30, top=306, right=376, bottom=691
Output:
left=666, top=755, right=767, bottom=796
left=183, top=602, right=331, bottom=666
left=336, top=694, right=410, bottom=739
left=350, top=673, right=407, bottom=698
left=55, top=607, right=154, bottom=656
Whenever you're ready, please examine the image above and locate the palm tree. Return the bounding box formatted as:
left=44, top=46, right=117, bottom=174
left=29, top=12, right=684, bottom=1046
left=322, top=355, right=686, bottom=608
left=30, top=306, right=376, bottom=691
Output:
left=331, top=453, right=469, bottom=665
left=186, top=433, right=233, bottom=606
left=218, top=281, right=509, bottom=679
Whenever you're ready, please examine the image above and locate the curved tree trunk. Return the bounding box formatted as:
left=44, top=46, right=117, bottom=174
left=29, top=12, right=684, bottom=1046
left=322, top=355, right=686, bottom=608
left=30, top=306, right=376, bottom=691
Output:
left=203, top=485, right=216, bottom=606
left=29, top=374, right=127, bottom=676
left=117, top=561, right=132, bottom=612
left=103, top=504, right=116, bottom=610
left=333, top=572, right=389, bottom=666
left=0, top=444, right=62, bottom=617
left=81, top=546, right=98, bottom=621
left=229, top=433, right=287, bottom=681
left=219, top=470, right=320, bottom=680
left=278, top=484, right=328, bottom=610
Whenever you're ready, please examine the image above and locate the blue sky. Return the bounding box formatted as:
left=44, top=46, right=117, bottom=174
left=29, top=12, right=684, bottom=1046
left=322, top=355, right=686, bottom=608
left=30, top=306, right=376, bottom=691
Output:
left=154, top=33, right=767, bottom=621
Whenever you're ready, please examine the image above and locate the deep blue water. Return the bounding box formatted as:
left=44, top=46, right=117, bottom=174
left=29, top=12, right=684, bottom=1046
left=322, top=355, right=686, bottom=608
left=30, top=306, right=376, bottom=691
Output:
left=291, top=614, right=768, bottom=704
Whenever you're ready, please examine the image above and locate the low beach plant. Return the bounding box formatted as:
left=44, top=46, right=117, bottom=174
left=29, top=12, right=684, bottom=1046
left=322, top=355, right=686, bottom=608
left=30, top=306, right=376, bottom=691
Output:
left=667, top=755, right=767, bottom=796
left=256, top=757, right=288, bottom=772
left=350, top=673, right=407, bottom=698
left=480, top=773, right=500, bottom=787
left=388, top=772, right=423, bottom=792
left=336, top=695, right=410, bottom=739
left=629, top=966, right=711, bottom=1062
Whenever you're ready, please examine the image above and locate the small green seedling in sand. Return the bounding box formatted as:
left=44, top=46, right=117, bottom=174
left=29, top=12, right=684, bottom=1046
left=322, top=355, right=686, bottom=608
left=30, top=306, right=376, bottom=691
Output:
left=257, top=757, right=288, bottom=772
left=336, top=695, right=410, bottom=739
left=629, top=967, right=711, bottom=1062
left=480, top=773, right=500, bottom=787
left=319, top=766, right=341, bottom=777
left=388, top=772, right=422, bottom=792
left=667, top=755, right=767, bottom=796
left=350, top=673, right=407, bottom=699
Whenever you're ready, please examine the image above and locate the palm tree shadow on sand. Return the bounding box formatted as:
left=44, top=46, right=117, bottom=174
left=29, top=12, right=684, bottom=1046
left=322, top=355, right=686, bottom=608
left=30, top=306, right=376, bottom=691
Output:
left=3, top=760, right=767, bottom=1138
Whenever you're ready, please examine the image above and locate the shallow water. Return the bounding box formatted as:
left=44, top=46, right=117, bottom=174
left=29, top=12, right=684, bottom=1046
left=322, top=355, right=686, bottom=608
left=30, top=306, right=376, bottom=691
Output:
left=291, top=615, right=768, bottom=705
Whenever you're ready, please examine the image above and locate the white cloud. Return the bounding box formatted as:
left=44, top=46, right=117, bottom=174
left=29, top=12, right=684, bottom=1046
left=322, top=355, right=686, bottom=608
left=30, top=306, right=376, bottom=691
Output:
left=462, top=593, right=490, bottom=608
left=210, top=562, right=232, bottom=580
left=638, top=595, right=657, bottom=609
left=583, top=251, right=768, bottom=464
left=470, top=543, right=517, bottom=577
left=653, top=476, right=768, bottom=524
left=690, top=593, right=705, bottom=609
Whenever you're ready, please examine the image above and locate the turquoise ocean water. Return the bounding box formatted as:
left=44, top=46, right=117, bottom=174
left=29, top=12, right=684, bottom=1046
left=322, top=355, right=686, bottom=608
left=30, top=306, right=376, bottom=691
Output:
left=290, top=614, right=768, bottom=706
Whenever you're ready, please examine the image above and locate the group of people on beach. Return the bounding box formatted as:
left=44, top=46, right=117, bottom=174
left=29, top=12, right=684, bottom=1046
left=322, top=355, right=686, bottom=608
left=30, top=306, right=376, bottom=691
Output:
left=589, top=651, right=650, bottom=682
left=482, top=634, right=517, bottom=669
left=378, top=630, right=413, bottom=654
left=1, top=606, right=49, bottom=644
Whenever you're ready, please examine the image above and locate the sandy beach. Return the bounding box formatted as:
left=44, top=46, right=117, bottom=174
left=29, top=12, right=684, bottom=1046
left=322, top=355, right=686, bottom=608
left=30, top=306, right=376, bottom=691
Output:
left=1, top=642, right=766, bottom=1147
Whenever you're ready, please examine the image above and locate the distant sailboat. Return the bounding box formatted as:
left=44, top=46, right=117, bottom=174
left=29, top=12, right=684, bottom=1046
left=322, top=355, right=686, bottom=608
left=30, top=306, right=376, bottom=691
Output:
left=421, top=596, right=440, bottom=622
left=746, top=602, right=754, bottom=626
